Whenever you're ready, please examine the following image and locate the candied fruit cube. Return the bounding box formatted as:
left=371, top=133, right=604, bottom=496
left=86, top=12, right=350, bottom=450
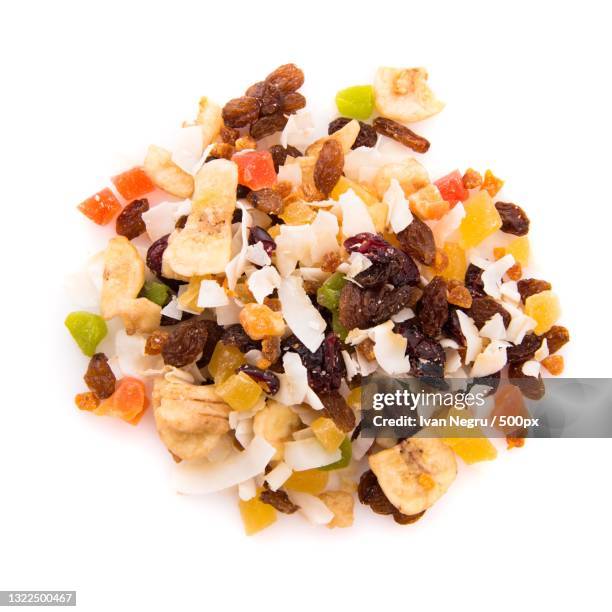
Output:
left=215, top=371, right=262, bottom=411
left=284, top=469, right=329, bottom=495
left=524, top=290, right=560, bottom=335
left=232, top=150, right=277, bottom=190
left=443, top=436, right=498, bottom=464
left=481, top=169, right=504, bottom=197
left=239, top=493, right=277, bottom=535
left=311, top=417, right=345, bottom=452
left=239, top=303, right=285, bottom=340
left=335, top=85, right=375, bottom=120
left=505, top=236, right=530, bottom=266
left=459, top=190, right=502, bottom=248
left=347, top=386, right=362, bottom=409
left=77, top=188, right=121, bottom=225
left=439, top=242, right=467, bottom=282
left=331, top=176, right=378, bottom=206
left=434, top=170, right=469, bottom=206
left=111, top=167, right=155, bottom=200
left=542, top=354, right=564, bottom=375
left=208, top=342, right=245, bottom=383
left=319, top=437, right=352, bottom=471
left=74, top=391, right=100, bottom=411
left=409, top=184, right=450, bottom=220
left=279, top=199, right=316, bottom=225
left=65, top=311, right=108, bottom=357
left=95, top=377, right=148, bottom=425
left=491, top=384, right=529, bottom=436
left=140, top=280, right=170, bottom=307
left=317, top=272, right=347, bottom=311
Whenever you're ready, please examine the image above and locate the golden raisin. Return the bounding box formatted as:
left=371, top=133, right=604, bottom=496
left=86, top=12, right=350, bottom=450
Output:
left=321, top=251, right=341, bottom=273
left=493, top=247, right=506, bottom=260
left=358, top=338, right=376, bottom=361
left=432, top=249, right=449, bottom=272
left=75, top=391, right=100, bottom=411
left=541, top=354, right=564, bottom=375
left=447, top=284, right=473, bottom=308
left=462, top=168, right=483, bottom=189
left=506, top=262, right=522, bottom=281
left=210, top=142, right=235, bottom=160
left=145, top=330, right=169, bottom=355
left=220, top=125, right=239, bottom=145
left=261, top=335, right=281, bottom=366
left=481, top=169, right=504, bottom=197
left=273, top=180, right=293, bottom=199
left=235, top=136, right=257, bottom=151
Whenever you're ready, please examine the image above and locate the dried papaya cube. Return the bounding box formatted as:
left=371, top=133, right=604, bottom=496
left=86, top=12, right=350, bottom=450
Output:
left=74, top=391, right=100, bottom=412
left=434, top=170, right=469, bottom=206
left=439, top=242, right=467, bottom=282
left=111, top=167, right=155, bottom=200
left=208, top=342, right=246, bottom=384
left=95, top=377, right=148, bottom=424
left=239, top=493, right=277, bottom=535
left=232, top=150, right=277, bottom=190
left=459, top=190, right=502, bottom=248
left=77, top=188, right=121, bottom=225
left=311, top=417, right=345, bottom=452
left=505, top=236, right=530, bottom=266
left=524, top=290, right=560, bottom=335
left=215, top=372, right=262, bottom=411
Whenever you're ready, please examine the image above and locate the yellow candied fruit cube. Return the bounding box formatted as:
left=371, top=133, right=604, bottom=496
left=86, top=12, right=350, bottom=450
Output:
left=284, top=469, right=329, bottom=495
left=524, top=290, right=560, bottom=335
left=439, top=242, right=467, bottom=282
left=443, top=436, right=498, bottom=464
left=239, top=303, right=285, bottom=340
left=459, top=190, right=502, bottom=248
left=208, top=342, right=245, bottom=383
left=215, top=371, right=262, bottom=411
left=347, top=386, right=362, bottom=409
left=177, top=277, right=205, bottom=314
left=279, top=199, right=316, bottom=225
left=239, top=493, right=277, bottom=535
left=505, top=236, right=530, bottom=266
left=331, top=176, right=378, bottom=206
left=311, top=417, right=345, bottom=452
left=481, top=169, right=504, bottom=197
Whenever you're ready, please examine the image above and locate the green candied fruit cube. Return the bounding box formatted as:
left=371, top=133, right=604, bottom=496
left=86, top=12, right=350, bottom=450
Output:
left=140, top=280, right=170, bottom=307
left=317, top=272, right=346, bottom=311
left=335, top=85, right=375, bottom=120
left=332, top=311, right=348, bottom=342
left=319, top=437, right=352, bottom=471
left=64, top=311, right=108, bottom=357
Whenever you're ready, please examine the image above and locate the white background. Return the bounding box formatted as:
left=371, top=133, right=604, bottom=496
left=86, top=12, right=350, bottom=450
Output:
left=1, top=1, right=611, bottom=610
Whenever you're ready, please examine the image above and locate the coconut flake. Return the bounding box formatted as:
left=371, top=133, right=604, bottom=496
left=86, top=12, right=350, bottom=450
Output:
left=298, top=267, right=330, bottom=283
left=384, top=178, right=413, bottom=233
left=440, top=338, right=460, bottom=349
left=279, top=276, right=326, bottom=352
left=500, top=280, right=521, bottom=304
left=479, top=313, right=507, bottom=341
left=304, top=387, right=325, bottom=411
left=504, top=302, right=537, bottom=344
left=339, top=189, right=376, bottom=237
left=431, top=202, right=465, bottom=246
left=341, top=350, right=359, bottom=381
left=215, top=300, right=242, bottom=325
left=235, top=418, right=254, bottom=448
left=245, top=242, right=272, bottom=267
left=456, top=311, right=483, bottom=364
left=238, top=478, right=257, bottom=501
left=345, top=327, right=372, bottom=346
left=522, top=360, right=541, bottom=377
left=170, top=125, right=204, bottom=174
left=265, top=462, right=292, bottom=491
left=535, top=339, right=549, bottom=361
left=197, top=280, right=229, bottom=308
left=444, top=349, right=462, bottom=374
left=391, top=308, right=415, bottom=323
left=470, top=340, right=508, bottom=377
left=481, top=254, right=515, bottom=299
left=247, top=265, right=281, bottom=304
left=225, top=203, right=253, bottom=290
left=115, top=329, right=162, bottom=377
left=275, top=224, right=312, bottom=277
left=275, top=352, right=309, bottom=407
left=284, top=437, right=341, bottom=471
left=309, top=211, right=340, bottom=265
left=371, top=320, right=411, bottom=375
left=281, top=110, right=314, bottom=150
left=288, top=491, right=334, bottom=525
left=160, top=296, right=182, bottom=321
left=337, top=252, right=372, bottom=279
left=277, top=162, right=302, bottom=187
left=352, top=436, right=374, bottom=461
left=172, top=435, right=276, bottom=495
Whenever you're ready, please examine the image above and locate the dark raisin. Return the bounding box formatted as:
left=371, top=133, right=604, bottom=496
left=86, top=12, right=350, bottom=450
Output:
left=221, top=324, right=261, bottom=353
left=354, top=262, right=389, bottom=287
left=146, top=235, right=168, bottom=278
left=464, top=264, right=486, bottom=298
left=245, top=81, right=283, bottom=116
left=417, top=276, right=448, bottom=338
left=508, top=361, right=545, bottom=400
left=410, top=337, right=446, bottom=380
left=467, top=297, right=511, bottom=329
left=116, top=198, right=149, bottom=240
left=250, top=112, right=288, bottom=140
left=269, top=144, right=288, bottom=172
left=495, top=202, right=530, bottom=236
left=222, top=96, right=260, bottom=128
left=247, top=188, right=283, bottom=215
left=507, top=333, right=542, bottom=363
left=265, top=63, right=304, bottom=94
left=175, top=215, right=188, bottom=229
left=328, top=117, right=377, bottom=149
left=393, top=511, right=426, bottom=525
left=285, top=145, right=303, bottom=158
left=160, top=312, right=193, bottom=326
left=195, top=320, right=223, bottom=368
left=220, top=125, right=239, bottom=145
left=396, top=320, right=426, bottom=352
left=373, top=117, right=430, bottom=153
left=319, top=390, right=355, bottom=432
left=397, top=216, right=436, bottom=265
left=248, top=226, right=276, bottom=255
left=443, top=307, right=466, bottom=346
left=145, top=330, right=169, bottom=356
left=282, top=92, right=306, bottom=114
left=231, top=208, right=243, bottom=224
left=83, top=353, right=116, bottom=399
left=314, top=139, right=344, bottom=196
left=358, top=470, right=417, bottom=524
left=162, top=319, right=209, bottom=368
left=236, top=184, right=251, bottom=199
left=543, top=326, right=570, bottom=355
left=517, top=278, right=552, bottom=303
left=237, top=365, right=280, bottom=395
left=299, top=333, right=345, bottom=394
left=259, top=488, right=299, bottom=514
left=389, top=249, right=421, bottom=287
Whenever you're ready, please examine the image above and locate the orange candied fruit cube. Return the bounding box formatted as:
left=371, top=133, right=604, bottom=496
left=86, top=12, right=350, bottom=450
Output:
left=506, top=435, right=525, bottom=450
left=111, top=166, right=155, bottom=201
left=232, top=150, right=277, bottom=190
left=74, top=391, right=100, bottom=411
left=95, top=377, right=148, bottom=425
left=77, top=188, right=122, bottom=225
left=481, top=169, right=504, bottom=197
left=542, top=354, right=564, bottom=375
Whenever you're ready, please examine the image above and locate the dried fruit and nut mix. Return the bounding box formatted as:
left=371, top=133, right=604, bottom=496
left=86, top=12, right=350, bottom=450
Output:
left=66, top=64, right=569, bottom=535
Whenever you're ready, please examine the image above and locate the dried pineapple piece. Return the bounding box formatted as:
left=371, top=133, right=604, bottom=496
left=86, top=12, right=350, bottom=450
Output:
left=143, top=144, right=194, bottom=198
left=162, top=159, right=237, bottom=279
left=374, top=67, right=445, bottom=123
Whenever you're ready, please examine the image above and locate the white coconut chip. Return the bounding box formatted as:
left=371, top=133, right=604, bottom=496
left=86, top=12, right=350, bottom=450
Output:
left=456, top=310, right=483, bottom=365
left=290, top=404, right=317, bottom=426
left=309, top=211, right=340, bottom=265
left=344, top=146, right=384, bottom=182
left=297, top=267, right=329, bottom=283
left=244, top=349, right=264, bottom=367
left=352, top=436, right=375, bottom=461
left=479, top=313, right=507, bottom=341
left=196, top=279, right=229, bottom=308
left=280, top=110, right=314, bottom=150
left=391, top=308, right=415, bottom=323
left=384, top=178, right=413, bottom=233
left=225, top=203, right=253, bottom=290
left=341, top=350, right=360, bottom=381
left=304, top=387, right=325, bottom=411
left=275, top=224, right=312, bottom=277
left=481, top=254, right=515, bottom=299
left=444, top=349, right=462, bottom=374
left=470, top=340, right=509, bottom=378
left=288, top=491, right=334, bottom=525
left=265, top=462, right=292, bottom=491
left=277, top=161, right=302, bottom=187
left=274, top=352, right=309, bottom=407
left=170, top=125, right=204, bottom=174
left=228, top=409, right=256, bottom=431
left=339, top=189, right=376, bottom=237
left=238, top=478, right=257, bottom=501
left=245, top=242, right=271, bottom=267
left=284, top=437, right=341, bottom=471
left=235, top=418, right=254, bottom=448
left=247, top=265, right=281, bottom=304
left=115, top=329, right=163, bottom=378
left=522, top=360, right=541, bottom=377
left=372, top=320, right=411, bottom=375
left=142, top=201, right=183, bottom=242
left=503, top=302, right=537, bottom=344
left=172, top=435, right=276, bottom=495
left=336, top=252, right=372, bottom=279
left=440, top=338, right=460, bottom=349
left=159, top=296, right=181, bottom=321
left=469, top=254, right=492, bottom=270
left=279, top=276, right=326, bottom=352
left=500, top=280, right=521, bottom=304
left=215, top=300, right=242, bottom=325
left=535, top=339, right=549, bottom=361
left=431, top=202, right=465, bottom=246
left=356, top=350, right=379, bottom=377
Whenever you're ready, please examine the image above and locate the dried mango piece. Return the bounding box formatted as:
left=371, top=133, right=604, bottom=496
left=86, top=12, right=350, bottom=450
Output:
left=284, top=469, right=329, bottom=495
left=524, top=290, right=560, bottom=335
left=505, top=236, right=530, bottom=266
left=215, top=372, right=262, bottom=412
left=481, top=169, right=504, bottom=197
left=208, top=342, right=246, bottom=384
left=311, top=417, right=345, bottom=452
left=459, top=190, right=502, bottom=248
left=439, top=242, right=467, bottom=282
left=239, top=493, right=277, bottom=535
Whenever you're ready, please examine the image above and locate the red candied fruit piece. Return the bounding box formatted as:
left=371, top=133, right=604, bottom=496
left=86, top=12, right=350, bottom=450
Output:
left=78, top=188, right=122, bottom=225
left=232, top=151, right=277, bottom=190
left=435, top=170, right=470, bottom=207
left=111, top=167, right=155, bottom=200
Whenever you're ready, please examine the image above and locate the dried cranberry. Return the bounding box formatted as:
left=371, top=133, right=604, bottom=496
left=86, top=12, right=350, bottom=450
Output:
left=344, top=232, right=391, bottom=257
left=146, top=234, right=169, bottom=278
left=238, top=365, right=280, bottom=395
left=248, top=226, right=276, bottom=255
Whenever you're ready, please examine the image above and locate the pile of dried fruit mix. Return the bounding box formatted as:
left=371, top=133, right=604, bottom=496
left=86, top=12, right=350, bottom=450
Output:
left=66, top=64, right=569, bottom=533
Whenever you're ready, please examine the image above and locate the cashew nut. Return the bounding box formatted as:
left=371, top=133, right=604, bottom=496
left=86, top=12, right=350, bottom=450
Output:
left=144, top=144, right=194, bottom=198
left=374, top=158, right=430, bottom=199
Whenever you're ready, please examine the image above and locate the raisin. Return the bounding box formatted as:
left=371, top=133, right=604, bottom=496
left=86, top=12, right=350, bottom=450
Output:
left=495, top=202, right=530, bottom=236
left=265, top=63, right=304, bottom=94
left=396, top=320, right=426, bottom=352
left=314, top=139, right=344, bottom=196
left=410, top=337, right=446, bottom=380
left=328, top=117, right=377, bottom=149
left=145, top=330, right=169, bottom=356
left=543, top=325, right=570, bottom=354
left=269, top=144, right=288, bottom=172
left=195, top=320, right=223, bottom=368
left=250, top=112, right=288, bottom=140
left=247, top=188, right=283, bottom=215
left=175, top=215, right=188, bottom=229
left=470, top=370, right=501, bottom=396
left=259, top=487, right=299, bottom=514
left=462, top=168, right=482, bottom=189
left=222, top=96, right=260, bottom=128
left=464, top=264, right=486, bottom=297
left=517, top=278, right=552, bottom=303
left=447, top=282, right=472, bottom=308
left=146, top=234, right=169, bottom=278
left=261, top=335, right=281, bottom=366
left=397, top=216, right=436, bottom=265
left=236, top=184, right=251, bottom=199
left=389, top=249, right=421, bottom=287
left=393, top=511, right=426, bottom=525
left=443, top=307, right=466, bottom=346
left=237, top=364, right=280, bottom=395
left=417, top=276, right=448, bottom=338
left=83, top=353, right=116, bottom=399
left=506, top=333, right=541, bottom=363
left=358, top=470, right=418, bottom=524
left=508, top=361, right=545, bottom=400
left=282, top=92, right=306, bottom=114
left=162, top=319, right=209, bottom=368
left=373, top=117, right=430, bottom=153
left=220, top=125, right=239, bottom=145
left=306, top=333, right=346, bottom=393
left=320, top=390, right=355, bottom=432
left=468, top=296, right=511, bottom=329
left=116, top=198, right=149, bottom=240
left=245, top=81, right=283, bottom=116
left=285, top=145, right=303, bottom=158
left=354, top=262, right=390, bottom=288
left=248, top=226, right=276, bottom=255
left=221, top=324, right=261, bottom=353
